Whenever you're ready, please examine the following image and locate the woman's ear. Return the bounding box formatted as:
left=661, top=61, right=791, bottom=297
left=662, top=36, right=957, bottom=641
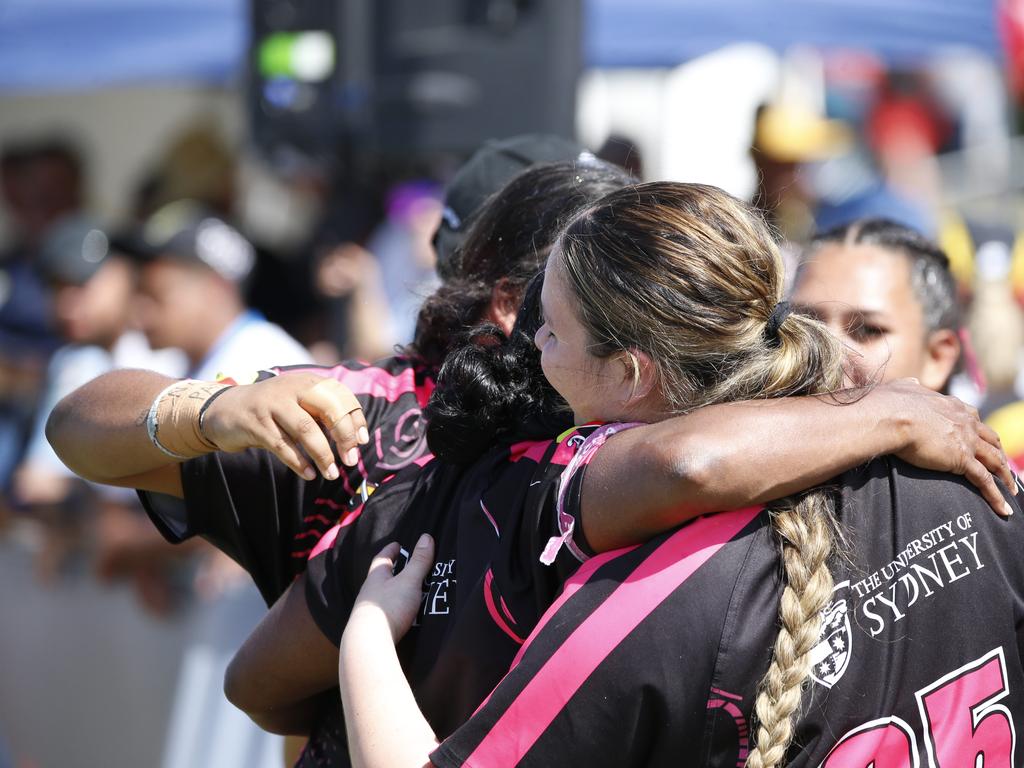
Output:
left=921, top=328, right=961, bottom=392
left=483, top=278, right=519, bottom=336
left=619, top=349, right=659, bottom=405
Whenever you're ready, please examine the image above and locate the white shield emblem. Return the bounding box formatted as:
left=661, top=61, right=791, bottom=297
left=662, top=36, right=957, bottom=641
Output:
left=809, top=597, right=852, bottom=688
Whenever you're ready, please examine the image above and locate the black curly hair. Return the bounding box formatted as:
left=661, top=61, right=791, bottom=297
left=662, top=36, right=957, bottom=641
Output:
left=424, top=273, right=571, bottom=464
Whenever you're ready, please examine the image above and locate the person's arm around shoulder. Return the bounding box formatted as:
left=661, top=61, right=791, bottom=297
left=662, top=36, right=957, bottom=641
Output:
left=580, top=379, right=1014, bottom=553
left=46, top=368, right=371, bottom=497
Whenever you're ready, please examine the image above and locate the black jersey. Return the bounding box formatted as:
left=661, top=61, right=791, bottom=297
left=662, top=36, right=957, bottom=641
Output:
left=432, top=457, right=1024, bottom=767
left=139, top=356, right=436, bottom=604
left=299, top=423, right=615, bottom=767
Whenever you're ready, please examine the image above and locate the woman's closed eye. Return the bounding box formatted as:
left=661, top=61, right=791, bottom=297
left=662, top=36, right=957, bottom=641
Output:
left=847, top=320, right=888, bottom=342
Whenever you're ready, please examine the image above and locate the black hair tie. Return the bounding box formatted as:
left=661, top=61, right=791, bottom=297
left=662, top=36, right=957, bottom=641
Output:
left=764, top=301, right=792, bottom=345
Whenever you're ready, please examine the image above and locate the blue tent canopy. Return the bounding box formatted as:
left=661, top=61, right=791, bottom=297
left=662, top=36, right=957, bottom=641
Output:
left=0, top=0, right=246, bottom=91
left=585, top=0, right=1001, bottom=69
left=0, top=0, right=1002, bottom=92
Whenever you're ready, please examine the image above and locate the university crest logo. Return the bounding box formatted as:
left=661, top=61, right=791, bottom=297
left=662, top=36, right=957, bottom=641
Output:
left=810, top=582, right=852, bottom=689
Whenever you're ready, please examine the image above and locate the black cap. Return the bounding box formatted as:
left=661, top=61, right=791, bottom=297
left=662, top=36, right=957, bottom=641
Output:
left=434, top=134, right=589, bottom=279
left=38, top=215, right=112, bottom=285
left=115, top=200, right=255, bottom=283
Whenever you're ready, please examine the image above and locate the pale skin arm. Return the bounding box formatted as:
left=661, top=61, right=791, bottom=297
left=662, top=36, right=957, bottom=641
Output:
left=316, top=243, right=398, bottom=361
left=580, top=379, right=1014, bottom=553
left=339, top=537, right=439, bottom=768
left=46, top=368, right=370, bottom=497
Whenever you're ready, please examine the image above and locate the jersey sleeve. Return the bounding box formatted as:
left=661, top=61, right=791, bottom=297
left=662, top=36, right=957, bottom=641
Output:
left=139, top=356, right=435, bottom=606
left=526, top=422, right=643, bottom=567
left=139, top=447, right=322, bottom=605
left=270, top=356, right=435, bottom=481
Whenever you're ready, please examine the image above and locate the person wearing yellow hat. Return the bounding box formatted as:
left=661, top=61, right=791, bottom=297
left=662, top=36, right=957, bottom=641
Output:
left=750, top=102, right=852, bottom=245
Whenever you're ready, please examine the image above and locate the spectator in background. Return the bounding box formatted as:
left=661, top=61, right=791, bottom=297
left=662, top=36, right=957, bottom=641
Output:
left=365, top=180, right=442, bottom=348
left=126, top=199, right=310, bottom=380
left=312, top=239, right=397, bottom=361
left=973, top=240, right=1024, bottom=470
left=313, top=181, right=442, bottom=361
left=119, top=198, right=311, bottom=768
left=750, top=103, right=851, bottom=247
left=865, top=72, right=950, bottom=219
left=968, top=240, right=1024, bottom=412
left=311, top=134, right=591, bottom=361
left=0, top=139, right=83, bottom=490
left=748, top=102, right=852, bottom=290
left=133, top=119, right=324, bottom=348
left=11, top=215, right=185, bottom=584
left=790, top=218, right=964, bottom=396
left=0, top=213, right=189, bottom=768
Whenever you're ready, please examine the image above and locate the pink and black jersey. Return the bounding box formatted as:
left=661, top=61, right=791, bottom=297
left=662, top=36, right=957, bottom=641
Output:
left=432, top=457, right=1024, bottom=767
left=299, top=424, right=605, bottom=767
left=138, top=355, right=436, bottom=604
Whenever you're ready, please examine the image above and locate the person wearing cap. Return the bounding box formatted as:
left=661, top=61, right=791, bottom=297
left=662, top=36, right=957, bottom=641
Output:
left=431, top=133, right=590, bottom=277
left=750, top=102, right=852, bottom=245
left=13, top=214, right=184, bottom=516
left=121, top=199, right=311, bottom=380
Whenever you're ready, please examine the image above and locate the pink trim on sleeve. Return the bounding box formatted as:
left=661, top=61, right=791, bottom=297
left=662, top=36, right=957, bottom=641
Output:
left=539, top=422, right=643, bottom=566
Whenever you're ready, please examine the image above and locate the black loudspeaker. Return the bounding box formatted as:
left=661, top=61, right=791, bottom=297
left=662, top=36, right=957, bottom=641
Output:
left=249, top=0, right=582, bottom=169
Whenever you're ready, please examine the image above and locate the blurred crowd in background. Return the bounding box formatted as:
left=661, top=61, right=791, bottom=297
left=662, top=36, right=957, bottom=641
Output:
left=2, top=1, right=1024, bottom=766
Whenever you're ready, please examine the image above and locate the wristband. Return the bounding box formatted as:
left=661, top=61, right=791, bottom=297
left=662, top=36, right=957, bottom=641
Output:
left=197, top=385, right=234, bottom=441
left=146, top=379, right=232, bottom=460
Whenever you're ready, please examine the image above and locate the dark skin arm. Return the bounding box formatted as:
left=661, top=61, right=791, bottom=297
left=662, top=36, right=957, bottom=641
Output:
left=224, top=572, right=338, bottom=735
left=46, top=369, right=370, bottom=497
left=580, top=380, right=1013, bottom=553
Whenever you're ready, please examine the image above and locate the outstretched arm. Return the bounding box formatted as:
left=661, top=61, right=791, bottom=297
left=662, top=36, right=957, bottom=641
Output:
left=46, top=369, right=369, bottom=496
left=581, top=379, right=1014, bottom=553
left=46, top=370, right=184, bottom=494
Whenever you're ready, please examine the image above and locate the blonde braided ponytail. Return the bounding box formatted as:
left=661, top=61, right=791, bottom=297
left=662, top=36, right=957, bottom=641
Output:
left=746, top=494, right=836, bottom=768
left=554, top=182, right=848, bottom=765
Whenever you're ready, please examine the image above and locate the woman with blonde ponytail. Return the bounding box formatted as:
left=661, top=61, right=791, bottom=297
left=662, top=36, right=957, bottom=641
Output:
left=337, top=182, right=1024, bottom=768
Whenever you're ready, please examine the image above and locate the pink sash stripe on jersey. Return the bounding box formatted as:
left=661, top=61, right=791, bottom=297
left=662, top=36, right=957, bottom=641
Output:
left=508, top=541, right=638, bottom=670
left=461, top=506, right=762, bottom=767
left=305, top=524, right=341, bottom=560
left=471, top=540, right=640, bottom=718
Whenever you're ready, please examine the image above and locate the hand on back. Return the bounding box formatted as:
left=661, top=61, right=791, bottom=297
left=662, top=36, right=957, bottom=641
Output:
left=883, top=378, right=1015, bottom=516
